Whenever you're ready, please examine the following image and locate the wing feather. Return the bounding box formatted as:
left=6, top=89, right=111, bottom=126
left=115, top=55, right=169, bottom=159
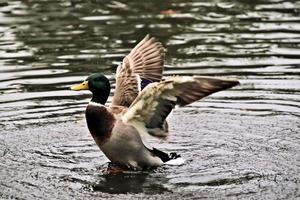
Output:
left=112, top=35, right=165, bottom=107
left=122, top=76, right=239, bottom=139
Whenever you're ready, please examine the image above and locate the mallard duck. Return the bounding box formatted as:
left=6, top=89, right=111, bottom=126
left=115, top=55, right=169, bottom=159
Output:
left=71, top=35, right=239, bottom=170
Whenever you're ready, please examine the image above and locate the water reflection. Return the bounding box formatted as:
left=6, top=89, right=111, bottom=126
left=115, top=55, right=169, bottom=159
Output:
left=91, top=170, right=170, bottom=194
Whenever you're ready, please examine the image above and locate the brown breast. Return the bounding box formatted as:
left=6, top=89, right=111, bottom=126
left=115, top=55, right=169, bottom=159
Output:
left=85, top=104, right=116, bottom=145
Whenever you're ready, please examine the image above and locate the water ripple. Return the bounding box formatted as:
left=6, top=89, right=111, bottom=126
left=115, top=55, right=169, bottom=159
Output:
left=0, top=0, right=299, bottom=199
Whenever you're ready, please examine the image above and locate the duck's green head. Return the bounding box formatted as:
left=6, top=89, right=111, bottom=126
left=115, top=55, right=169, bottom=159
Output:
left=71, top=73, right=110, bottom=104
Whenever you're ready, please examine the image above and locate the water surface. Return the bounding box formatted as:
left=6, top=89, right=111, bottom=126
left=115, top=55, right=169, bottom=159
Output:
left=0, top=0, right=299, bottom=199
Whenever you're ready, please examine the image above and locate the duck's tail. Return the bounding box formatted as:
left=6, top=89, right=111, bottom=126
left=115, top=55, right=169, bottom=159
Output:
left=150, top=148, right=185, bottom=166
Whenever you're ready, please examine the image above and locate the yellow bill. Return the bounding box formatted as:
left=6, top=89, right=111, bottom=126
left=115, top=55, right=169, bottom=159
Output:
left=70, top=80, right=89, bottom=91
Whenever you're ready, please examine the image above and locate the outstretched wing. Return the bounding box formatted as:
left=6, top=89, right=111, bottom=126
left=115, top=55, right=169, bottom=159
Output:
left=122, top=76, right=239, bottom=139
left=112, top=35, right=165, bottom=107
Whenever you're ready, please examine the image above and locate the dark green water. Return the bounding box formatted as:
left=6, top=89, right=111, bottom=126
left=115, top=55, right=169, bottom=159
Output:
left=0, top=0, right=299, bottom=199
